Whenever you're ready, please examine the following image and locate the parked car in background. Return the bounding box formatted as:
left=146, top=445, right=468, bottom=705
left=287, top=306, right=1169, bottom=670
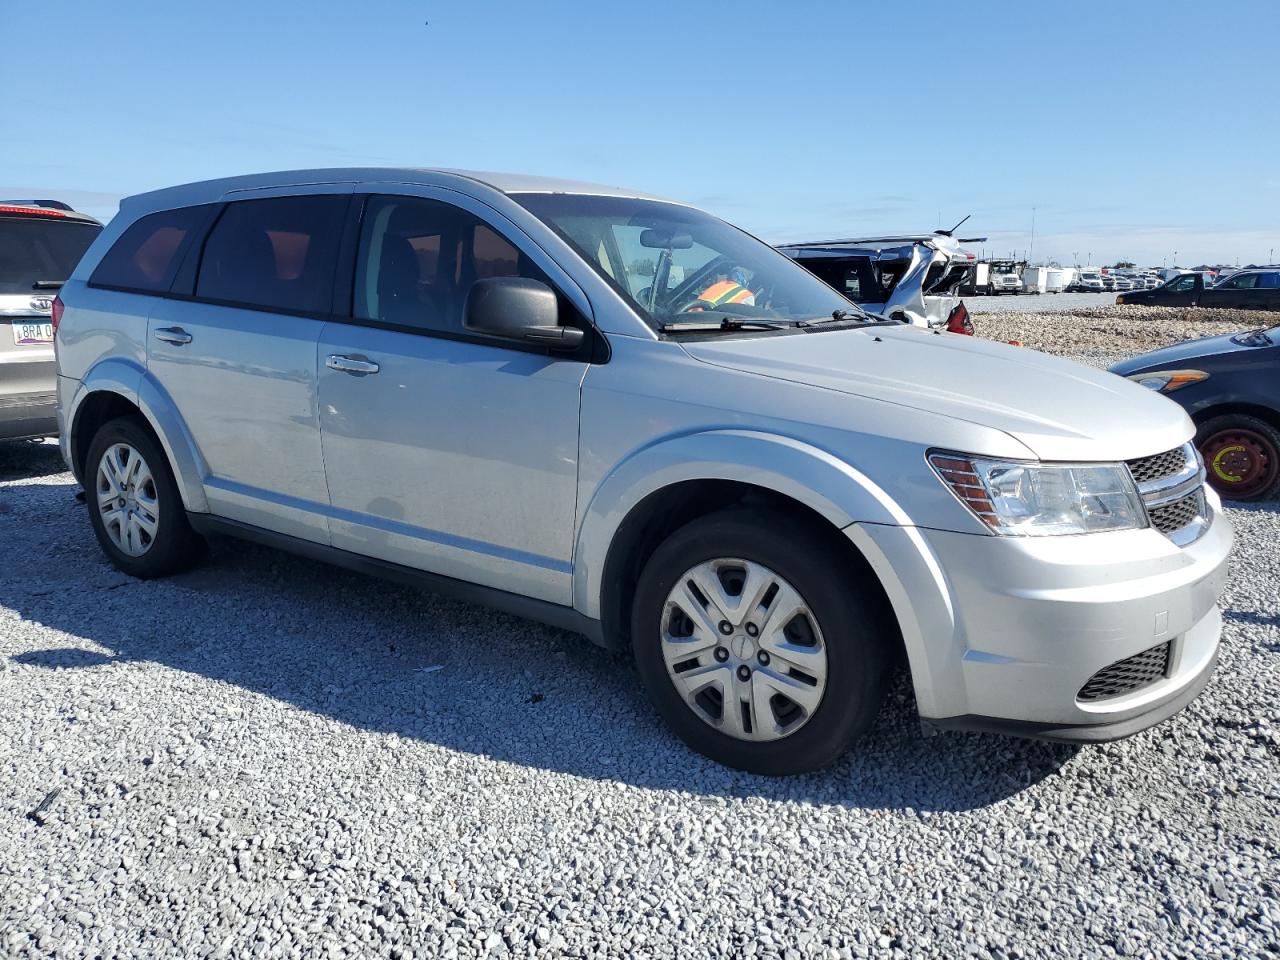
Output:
left=1111, top=322, right=1280, bottom=500
left=1, top=201, right=103, bottom=441
left=1118, top=268, right=1280, bottom=310
left=1072, top=270, right=1105, bottom=292
left=56, top=168, right=1231, bottom=774
left=778, top=233, right=975, bottom=332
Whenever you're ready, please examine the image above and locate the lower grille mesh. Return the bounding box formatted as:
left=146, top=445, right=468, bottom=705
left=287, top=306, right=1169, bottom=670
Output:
left=1077, top=642, right=1171, bottom=702
left=1149, top=491, right=1202, bottom=535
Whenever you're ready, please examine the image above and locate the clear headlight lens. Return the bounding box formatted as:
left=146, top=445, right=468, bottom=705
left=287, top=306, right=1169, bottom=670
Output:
left=929, top=453, right=1147, bottom=536
left=1127, top=369, right=1209, bottom=393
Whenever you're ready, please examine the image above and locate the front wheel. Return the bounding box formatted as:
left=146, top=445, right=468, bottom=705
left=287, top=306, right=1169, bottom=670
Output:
left=631, top=508, right=891, bottom=775
left=1196, top=414, right=1280, bottom=502
left=84, top=416, right=207, bottom=577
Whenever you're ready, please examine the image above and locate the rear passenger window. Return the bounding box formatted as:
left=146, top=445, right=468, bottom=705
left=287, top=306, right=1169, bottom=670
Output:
left=1257, top=272, right=1280, bottom=289
left=353, top=195, right=551, bottom=335
left=196, top=196, right=348, bottom=314
left=90, top=205, right=216, bottom=293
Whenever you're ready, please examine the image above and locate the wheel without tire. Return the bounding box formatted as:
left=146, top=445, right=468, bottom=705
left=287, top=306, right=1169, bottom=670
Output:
left=1196, top=414, right=1280, bottom=502
left=84, top=416, right=206, bottom=577
left=632, top=508, right=891, bottom=775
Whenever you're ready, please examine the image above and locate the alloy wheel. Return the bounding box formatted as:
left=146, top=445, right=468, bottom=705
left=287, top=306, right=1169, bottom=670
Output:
left=96, top=442, right=160, bottom=557
left=661, top=558, right=828, bottom=742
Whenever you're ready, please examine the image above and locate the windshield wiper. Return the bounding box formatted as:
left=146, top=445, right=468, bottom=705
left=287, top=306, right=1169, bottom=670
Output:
left=801, top=306, right=885, bottom=326
left=658, top=314, right=795, bottom=333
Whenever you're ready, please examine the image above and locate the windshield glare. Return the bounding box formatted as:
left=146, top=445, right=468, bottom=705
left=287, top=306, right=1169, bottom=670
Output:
left=512, top=193, right=854, bottom=328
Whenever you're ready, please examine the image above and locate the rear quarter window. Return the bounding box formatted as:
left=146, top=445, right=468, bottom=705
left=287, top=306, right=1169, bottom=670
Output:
left=90, top=205, right=218, bottom=293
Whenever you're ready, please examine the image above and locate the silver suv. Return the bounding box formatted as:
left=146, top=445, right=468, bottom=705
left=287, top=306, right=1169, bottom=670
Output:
left=56, top=169, right=1233, bottom=774
left=1, top=201, right=102, bottom=440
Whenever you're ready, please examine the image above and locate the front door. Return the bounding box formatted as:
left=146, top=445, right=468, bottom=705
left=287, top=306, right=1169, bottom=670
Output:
left=316, top=192, right=590, bottom=604
left=148, top=191, right=351, bottom=542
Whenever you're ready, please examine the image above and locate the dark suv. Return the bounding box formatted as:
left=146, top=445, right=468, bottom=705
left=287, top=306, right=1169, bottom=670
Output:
left=0, top=201, right=103, bottom=440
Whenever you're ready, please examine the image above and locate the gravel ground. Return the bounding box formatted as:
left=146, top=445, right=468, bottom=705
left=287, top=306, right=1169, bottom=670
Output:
left=2, top=396, right=1279, bottom=956
left=969, top=299, right=1277, bottom=368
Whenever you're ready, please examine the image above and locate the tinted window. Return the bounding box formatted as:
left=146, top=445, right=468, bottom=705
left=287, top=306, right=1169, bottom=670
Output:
left=90, top=206, right=214, bottom=293
left=354, top=195, right=550, bottom=334
left=196, top=196, right=348, bottom=314
left=1256, top=272, right=1279, bottom=289
left=0, top=216, right=102, bottom=294
left=1221, top=273, right=1258, bottom=289
left=1168, top=275, right=1196, bottom=292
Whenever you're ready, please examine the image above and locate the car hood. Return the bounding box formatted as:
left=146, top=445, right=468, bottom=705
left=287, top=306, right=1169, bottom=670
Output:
left=1109, top=330, right=1268, bottom=374
left=680, top=325, right=1191, bottom=461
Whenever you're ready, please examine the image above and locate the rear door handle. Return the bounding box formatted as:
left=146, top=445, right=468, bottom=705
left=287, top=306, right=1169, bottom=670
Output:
left=154, top=326, right=193, bottom=346
left=325, top=354, right=380, bottom=375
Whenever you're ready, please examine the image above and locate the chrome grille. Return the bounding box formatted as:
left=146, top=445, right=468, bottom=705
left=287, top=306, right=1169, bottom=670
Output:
left=1149, top=490, right=1204, bottom=535
left=1127, top=442, right=1209, bottom=546
left=1078, top=642, right=1171, bottom=702
left=1126, top=447, right=1187, bottom=485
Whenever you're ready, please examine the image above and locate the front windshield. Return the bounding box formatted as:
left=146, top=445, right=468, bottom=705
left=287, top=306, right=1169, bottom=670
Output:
left=512, top=193, right=854, bottom=328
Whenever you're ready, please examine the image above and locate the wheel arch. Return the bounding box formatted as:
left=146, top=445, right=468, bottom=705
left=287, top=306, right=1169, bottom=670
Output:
left=1189, top=400, right=1280, bottom=434
left=575, top=430, right=908, bottom=651
left=68, top=361, right=209, bottom=512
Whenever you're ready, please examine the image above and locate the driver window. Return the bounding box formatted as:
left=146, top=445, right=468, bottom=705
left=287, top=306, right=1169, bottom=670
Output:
left=1170, top=275, right=1195, bottom=291
left=354, top=196, right=552, bottom=335
left=1223, top=273, right=1258, bottom=289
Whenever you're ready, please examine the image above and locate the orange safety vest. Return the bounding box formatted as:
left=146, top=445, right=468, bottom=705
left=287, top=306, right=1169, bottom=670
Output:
left=697, top=279, right=755, bottom=306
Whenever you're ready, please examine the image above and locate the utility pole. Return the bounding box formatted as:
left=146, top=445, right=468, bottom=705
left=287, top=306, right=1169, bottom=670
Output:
left=1029, top=207, right=1036, bottom=264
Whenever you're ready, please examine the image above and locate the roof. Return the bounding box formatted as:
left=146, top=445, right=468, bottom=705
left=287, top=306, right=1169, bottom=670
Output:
left=122, top=167, right=682, bottom=214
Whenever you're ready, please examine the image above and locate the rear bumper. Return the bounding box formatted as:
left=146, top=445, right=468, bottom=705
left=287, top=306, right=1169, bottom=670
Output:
left=0, top=392, right=56, bottom=440
left=848, top=493, right=1233, bottom=740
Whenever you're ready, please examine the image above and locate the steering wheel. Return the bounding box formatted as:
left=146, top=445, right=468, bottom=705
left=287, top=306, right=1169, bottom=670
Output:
left=674, top=296, right=719, bottom=314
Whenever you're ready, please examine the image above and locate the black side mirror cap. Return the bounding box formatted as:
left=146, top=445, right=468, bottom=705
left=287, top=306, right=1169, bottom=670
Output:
left=464, top=277, right=583, bottom=352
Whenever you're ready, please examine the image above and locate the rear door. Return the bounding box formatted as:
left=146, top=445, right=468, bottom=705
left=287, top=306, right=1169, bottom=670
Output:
left=0, top=210, right=101, bottom=435
left=147, top=188, right=351, bottom=542
left=1203, top=272, right=1256, bottom=309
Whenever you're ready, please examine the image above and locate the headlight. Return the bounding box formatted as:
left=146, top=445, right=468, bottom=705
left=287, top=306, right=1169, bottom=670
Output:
left=1127, top=369, right=1209, bottom=393
left=929, top=453, right=1147, bottom=536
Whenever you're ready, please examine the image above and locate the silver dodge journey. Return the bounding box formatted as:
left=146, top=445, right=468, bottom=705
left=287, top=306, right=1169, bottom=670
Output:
left=55, top=169, right=1232, bottom=773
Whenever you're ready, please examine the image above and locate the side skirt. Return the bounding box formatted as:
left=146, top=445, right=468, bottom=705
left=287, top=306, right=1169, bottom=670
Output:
left=186, top=513, right=606, bottom=646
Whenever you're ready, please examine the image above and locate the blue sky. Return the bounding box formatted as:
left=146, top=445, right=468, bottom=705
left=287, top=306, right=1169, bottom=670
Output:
left=3, top=0, right=1277, bottom=267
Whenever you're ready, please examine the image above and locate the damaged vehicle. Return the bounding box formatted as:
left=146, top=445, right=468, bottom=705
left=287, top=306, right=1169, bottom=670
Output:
left=778, top=231, right=978, bottom=334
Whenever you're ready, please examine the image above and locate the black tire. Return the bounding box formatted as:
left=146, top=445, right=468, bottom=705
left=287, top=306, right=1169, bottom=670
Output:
left=84, top=416, right=207, bottom=577
left=631, top=507, right=891, bottom=775
left=1196, top=414, right=1280, bottom=502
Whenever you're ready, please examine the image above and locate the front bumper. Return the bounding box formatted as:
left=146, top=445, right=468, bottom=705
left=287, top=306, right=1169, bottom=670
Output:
left=848, top=494, right=1233, bottom=740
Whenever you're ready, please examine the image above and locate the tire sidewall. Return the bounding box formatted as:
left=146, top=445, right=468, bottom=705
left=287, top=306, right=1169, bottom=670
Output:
left=631, top=510, right=888, bottom=775
left=84, top=417, right=198, bottom=578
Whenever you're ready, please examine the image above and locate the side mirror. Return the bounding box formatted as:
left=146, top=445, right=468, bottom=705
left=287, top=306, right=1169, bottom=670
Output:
left=463, top=277, right=585, bottom=351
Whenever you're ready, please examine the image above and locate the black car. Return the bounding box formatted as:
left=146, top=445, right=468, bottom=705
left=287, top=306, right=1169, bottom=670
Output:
left=1110, top=322, right=1280, bottom=500
left=1118, top=267, right=1280, bottom=310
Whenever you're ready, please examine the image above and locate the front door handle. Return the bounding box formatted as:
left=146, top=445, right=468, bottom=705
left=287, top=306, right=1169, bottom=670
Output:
left=325, top=354, right=380, bottom=375
left=154, top=326, right=193, bottom=346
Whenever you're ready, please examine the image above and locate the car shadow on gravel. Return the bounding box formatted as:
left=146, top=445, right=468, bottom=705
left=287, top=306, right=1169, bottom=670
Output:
left=4, top=474, right=1077, bottom=814
left=0, top=438, right=65, bottom=482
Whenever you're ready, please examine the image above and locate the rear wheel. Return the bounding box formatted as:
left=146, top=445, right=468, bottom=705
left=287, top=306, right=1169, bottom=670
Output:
left=1196, top=414, right=1280, bottom=502
left=84, top=417, right=206, bottom=577
left=631, top=508, right=891, bottom=775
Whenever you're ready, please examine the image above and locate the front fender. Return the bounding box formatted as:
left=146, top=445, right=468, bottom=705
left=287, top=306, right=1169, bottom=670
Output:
left=70, top=359, right=210, bottom=513
left=572, top=429, right=911, bottom=618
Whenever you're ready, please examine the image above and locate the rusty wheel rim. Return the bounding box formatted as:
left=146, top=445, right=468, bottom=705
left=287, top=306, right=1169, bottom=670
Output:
left=1201, top=428, right=1278, bottom=500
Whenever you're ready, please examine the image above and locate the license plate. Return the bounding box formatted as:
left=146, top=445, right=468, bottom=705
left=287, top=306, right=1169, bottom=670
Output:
left=11, top=321, right=53, bottom=345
